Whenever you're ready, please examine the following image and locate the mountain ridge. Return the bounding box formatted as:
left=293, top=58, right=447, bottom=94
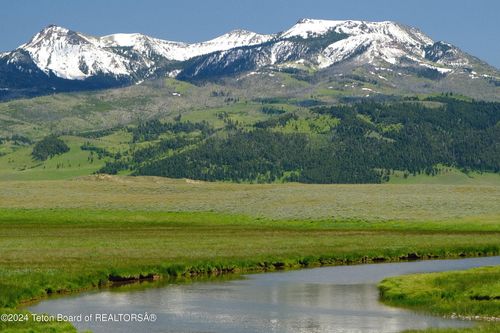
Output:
left=0, top=19, right=498, bottom=100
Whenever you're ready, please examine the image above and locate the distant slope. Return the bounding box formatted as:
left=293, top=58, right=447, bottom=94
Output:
left=2, top=95, right=498, bottom=184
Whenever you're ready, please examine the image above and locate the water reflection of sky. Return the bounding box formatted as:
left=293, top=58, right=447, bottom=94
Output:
left=28, top=256, right=500, bottom=333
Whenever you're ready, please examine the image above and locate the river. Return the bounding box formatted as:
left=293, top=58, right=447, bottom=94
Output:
left=28, top=256, right=500, bottom=333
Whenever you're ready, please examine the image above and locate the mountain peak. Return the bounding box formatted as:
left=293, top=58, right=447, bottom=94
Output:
left=37, top=24, right=71, bottom=37
left=281, top=18, right=350, bottom=38
left=226, top=29, right=255, bottom=35
left=23, top=25, right=84, bottom=49
left=201, top=29, right=274, bottom=50
left=282, top=18, right=402, bottom=39
left=295, top=18, right=321, bottom=24
left=44, top=24, right=67, bottom=30
left=210, top=29, right=272, bottom=41
left=16, top=24, right=132, bottom=80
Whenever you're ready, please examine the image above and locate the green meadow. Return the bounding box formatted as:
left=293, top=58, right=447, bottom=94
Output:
left=380, top=266, right=500, bottom=333
left=1, top=208, right=498, bottom=308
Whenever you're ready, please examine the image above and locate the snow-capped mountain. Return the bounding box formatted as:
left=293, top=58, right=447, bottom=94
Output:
left=5, top=25, right=274, bottom=81
left=0, top=19, right=497, bottom=100
left=287, top=19, right=434, bottom=67
left=282, top=19, right=481, bottom=70
left=180, top=18, right=489, bottom=80
left=19, top=25, right=132, bottom=80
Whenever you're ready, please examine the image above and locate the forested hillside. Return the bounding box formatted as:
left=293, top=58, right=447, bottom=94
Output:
left=97, top=96, right=500, bottom=183
left=1, top=92, right=498, bottom=184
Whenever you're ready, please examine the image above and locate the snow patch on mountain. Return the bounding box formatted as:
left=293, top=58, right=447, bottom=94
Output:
left=190, top=30, right=274, bottom=59
left=281, top=19, right=442, bottom=69
left=100, top=29, right=273, bottom=62
left=318, top=34, right=373, bottom=67
left=282, top=19, right=432, bottom=46
left=419, top=63, right=453, bottom=74
left=100, top=33, right=189, bottom=61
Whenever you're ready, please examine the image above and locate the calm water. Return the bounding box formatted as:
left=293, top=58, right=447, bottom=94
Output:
left=28, top=256, right=500, bottom=333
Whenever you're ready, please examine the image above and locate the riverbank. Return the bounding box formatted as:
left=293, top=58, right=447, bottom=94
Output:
left=1, top=208, right=499, bottom=332
left=379, top=266, right=500, bottom=333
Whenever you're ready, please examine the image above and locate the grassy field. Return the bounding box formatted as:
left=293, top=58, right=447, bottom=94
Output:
left=0, top=176, right=499, bottom=332
left=0, top=308, right=78, bottom=333
left=1, top=175, right=500, bottom=220
left=0, top=208, right=498, bottom=307
left=380, top=266, right=500, bottom=333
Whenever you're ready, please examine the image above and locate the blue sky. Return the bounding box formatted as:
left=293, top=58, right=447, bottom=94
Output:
left=1, top=0, right=498, bottom=68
